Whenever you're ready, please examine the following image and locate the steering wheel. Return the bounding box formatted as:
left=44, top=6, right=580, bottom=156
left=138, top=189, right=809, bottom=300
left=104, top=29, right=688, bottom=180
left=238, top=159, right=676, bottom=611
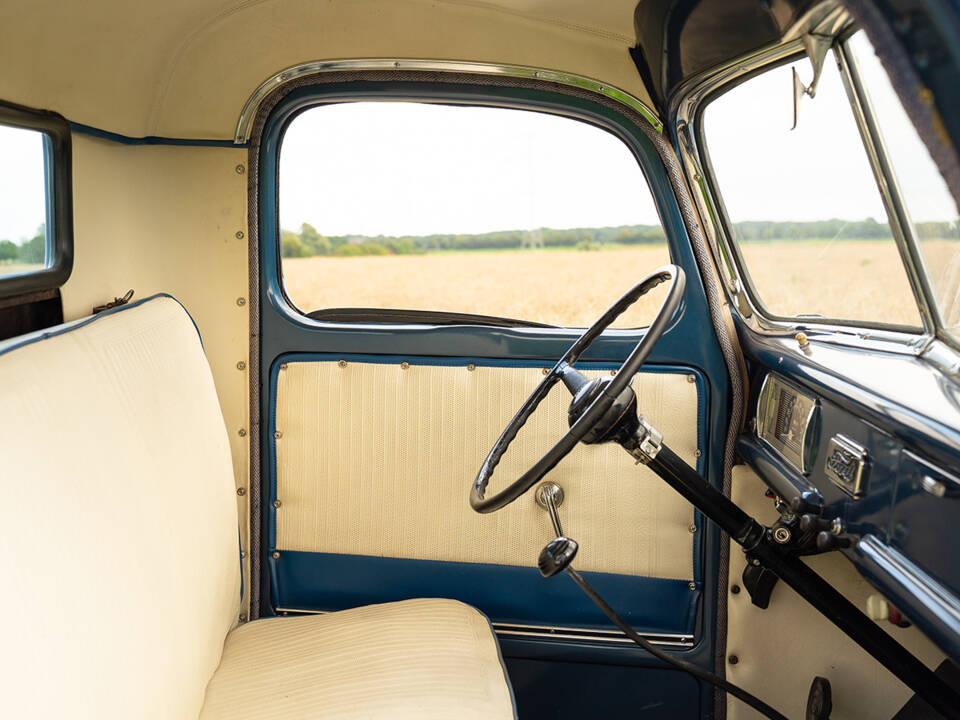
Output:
left=470, top=264, right=686, bottom=514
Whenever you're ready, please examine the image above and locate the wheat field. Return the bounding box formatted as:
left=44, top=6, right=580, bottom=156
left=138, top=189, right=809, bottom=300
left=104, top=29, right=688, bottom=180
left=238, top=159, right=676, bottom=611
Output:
left=283, top=241, right=958, bottom=328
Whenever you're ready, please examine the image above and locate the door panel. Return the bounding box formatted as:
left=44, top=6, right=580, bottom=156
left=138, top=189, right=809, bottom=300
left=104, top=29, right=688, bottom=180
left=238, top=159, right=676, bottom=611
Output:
left=268, top=355, right=705, bottom=634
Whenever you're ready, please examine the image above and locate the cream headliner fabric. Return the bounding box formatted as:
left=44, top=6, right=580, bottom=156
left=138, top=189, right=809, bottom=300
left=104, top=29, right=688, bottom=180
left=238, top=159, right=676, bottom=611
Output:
left=0, top=0, right=650, bottom=139
left=200, top=598, right=514, bottom=719
left=0, top=297, right=241, bottom=719
left=275, top=361, right=699, bottom=579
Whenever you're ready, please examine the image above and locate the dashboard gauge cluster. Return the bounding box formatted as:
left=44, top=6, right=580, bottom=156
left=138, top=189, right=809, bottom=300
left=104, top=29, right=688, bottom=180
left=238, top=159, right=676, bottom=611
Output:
left=756, top=374, right=820, bottom=474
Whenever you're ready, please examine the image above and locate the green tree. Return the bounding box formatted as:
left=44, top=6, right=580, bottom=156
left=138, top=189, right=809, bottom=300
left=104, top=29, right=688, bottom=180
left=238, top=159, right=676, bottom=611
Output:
left=0, top=240, right=17, bottom=262
left=281, top=230, right=310, bottom=258
left=18, top=225, right=46, bottom=264
left=299, top=223, right=331, bottom=256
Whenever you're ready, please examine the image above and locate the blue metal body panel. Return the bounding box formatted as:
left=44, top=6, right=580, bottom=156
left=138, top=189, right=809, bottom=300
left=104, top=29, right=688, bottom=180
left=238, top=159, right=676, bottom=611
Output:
left=737, top=326, right=960, bottom=663
left=256, top=81, right=730, bottom=714
left=270, top=551, right=700, bottom=635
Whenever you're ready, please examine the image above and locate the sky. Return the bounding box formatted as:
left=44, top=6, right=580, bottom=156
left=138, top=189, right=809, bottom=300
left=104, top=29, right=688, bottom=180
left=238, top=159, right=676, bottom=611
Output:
left=0, top=32, right=956, bottom=245
left=0, top=126, right=47, bottom=243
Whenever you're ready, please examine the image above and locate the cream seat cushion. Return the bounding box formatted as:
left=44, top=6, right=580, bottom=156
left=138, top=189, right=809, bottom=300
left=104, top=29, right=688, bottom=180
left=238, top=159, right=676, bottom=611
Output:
left=200, top=598, right=515, bottom=719
left=0, top=295, right=514, bottom=719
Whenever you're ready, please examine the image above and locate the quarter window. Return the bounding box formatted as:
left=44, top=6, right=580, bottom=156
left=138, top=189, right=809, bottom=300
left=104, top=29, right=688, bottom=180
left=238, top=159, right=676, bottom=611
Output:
left=278, top=102, right=669, bottom=328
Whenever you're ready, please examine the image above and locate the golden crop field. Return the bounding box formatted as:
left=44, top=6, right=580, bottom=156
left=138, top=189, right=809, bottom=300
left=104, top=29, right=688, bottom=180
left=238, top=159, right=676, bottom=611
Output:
left=0, top=263, right=44, bottom=278
left=282, top=240, right=956, bottom=329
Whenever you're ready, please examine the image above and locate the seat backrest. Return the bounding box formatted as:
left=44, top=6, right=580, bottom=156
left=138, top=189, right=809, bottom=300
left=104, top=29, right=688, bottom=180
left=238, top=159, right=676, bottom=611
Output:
left=0, top=295, right=241, bottom=719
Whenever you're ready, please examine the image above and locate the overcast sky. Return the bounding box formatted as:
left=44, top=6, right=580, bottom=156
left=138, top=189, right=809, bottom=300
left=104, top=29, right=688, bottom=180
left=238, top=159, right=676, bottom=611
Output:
left=0, top=32, right=955, bottom=245
left=0, top=126, right=46, bottom=244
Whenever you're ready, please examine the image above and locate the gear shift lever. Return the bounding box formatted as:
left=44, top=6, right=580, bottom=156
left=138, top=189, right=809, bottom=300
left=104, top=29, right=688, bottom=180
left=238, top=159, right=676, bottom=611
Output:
left=533, top=485, right=787, bottom=720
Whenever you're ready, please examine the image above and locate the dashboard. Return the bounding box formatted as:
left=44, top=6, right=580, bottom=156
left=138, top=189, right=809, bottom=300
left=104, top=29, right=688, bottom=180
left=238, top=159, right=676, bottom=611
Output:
left=736, top=340, right=960, bottom=665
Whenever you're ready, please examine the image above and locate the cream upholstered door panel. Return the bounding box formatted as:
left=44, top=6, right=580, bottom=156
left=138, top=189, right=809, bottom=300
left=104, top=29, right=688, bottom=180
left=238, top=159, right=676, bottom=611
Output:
left=273, top=359, right=701, bottom=580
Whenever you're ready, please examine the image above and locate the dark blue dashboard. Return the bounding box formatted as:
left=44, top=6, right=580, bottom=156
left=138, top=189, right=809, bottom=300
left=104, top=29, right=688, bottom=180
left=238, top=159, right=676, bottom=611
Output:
left=737, top=325, right=960, bottom=662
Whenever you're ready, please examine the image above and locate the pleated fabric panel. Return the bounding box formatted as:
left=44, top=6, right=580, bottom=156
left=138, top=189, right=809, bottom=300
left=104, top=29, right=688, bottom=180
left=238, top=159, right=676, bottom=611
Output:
left=275, top=361, right=699, bottom=580
left=0, top=297, right=241, bottom=720
left=199, top=598, right=515, bottom=719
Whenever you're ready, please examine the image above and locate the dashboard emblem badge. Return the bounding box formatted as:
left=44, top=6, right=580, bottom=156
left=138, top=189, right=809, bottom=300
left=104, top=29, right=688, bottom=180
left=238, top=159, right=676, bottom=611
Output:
left=825, top=435, right=869, bottom=498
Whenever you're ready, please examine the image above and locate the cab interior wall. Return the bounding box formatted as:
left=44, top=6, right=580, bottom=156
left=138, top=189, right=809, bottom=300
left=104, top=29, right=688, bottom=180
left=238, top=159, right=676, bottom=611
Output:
left=61, top=133, right=252, bottom=617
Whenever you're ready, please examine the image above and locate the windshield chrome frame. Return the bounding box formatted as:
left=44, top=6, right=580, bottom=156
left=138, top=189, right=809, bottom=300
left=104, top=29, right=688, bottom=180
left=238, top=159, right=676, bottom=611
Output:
left=671, top=34, right=959, bottom=361
left=234, top=59, right=662, bottom=144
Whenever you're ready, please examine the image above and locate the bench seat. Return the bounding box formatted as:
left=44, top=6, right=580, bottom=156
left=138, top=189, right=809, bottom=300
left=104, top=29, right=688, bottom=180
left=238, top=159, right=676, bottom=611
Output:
left=0, top=295, right=514, bottom=719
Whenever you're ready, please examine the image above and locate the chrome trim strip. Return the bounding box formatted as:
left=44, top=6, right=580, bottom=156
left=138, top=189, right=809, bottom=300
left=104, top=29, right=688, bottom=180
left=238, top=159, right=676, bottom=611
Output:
left=856, top=535, right=960, bottom=633
left=493, top=622, right=694, bottom=648
left=234, top=59, right=662, bottom=143
left=273, top=608, right=694, bottom=647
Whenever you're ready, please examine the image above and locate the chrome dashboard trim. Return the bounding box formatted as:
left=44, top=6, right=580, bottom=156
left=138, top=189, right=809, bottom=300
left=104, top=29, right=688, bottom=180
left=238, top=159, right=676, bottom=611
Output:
left=235, top=59, right=662, bottom=144
left=756, top=373, right=819, bottom=474
left=274, top=607, right=694, bottom=647
left=824, top=433, right=869, bottom=498
left=855, top=535, right=960, bottom=657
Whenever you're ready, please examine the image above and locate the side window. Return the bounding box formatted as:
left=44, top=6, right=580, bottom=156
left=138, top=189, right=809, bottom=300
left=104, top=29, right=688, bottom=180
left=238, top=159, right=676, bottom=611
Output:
left=846, top=31, right=960, bottom=341
left=278, top=102, right=669, bottom=328
left=701, top=44, right=922, bottom=329
left=0, top=104, right=72, bottom=298
left=0, top=126, right=47, bottom=278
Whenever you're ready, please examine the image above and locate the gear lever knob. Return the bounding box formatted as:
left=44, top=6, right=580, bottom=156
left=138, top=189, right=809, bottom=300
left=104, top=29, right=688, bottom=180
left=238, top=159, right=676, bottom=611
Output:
left=538, top=536, right=579, bottom=578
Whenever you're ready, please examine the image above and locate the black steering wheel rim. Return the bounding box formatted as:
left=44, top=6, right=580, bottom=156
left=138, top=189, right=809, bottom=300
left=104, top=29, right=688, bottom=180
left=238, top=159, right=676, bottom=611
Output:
left=469, top=264, right=686, bottom=514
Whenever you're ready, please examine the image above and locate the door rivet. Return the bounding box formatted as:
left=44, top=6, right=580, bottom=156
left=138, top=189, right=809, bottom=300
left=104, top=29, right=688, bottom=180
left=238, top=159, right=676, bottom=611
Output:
left=272, top=551, right=280, bottom=559
left=235, top=231, right=245, bottom=239
left=236, top=297, right=246, bottom=306
left=729, top=655, right=739, bottom=665
left=695, top=449, right=702, bottom=457
left=240, top=551, right=247, bottom=559
left=688, top=524, right=697, bottom=533
left=273, top=499, right=282, bottom=508
left=688, top=582, right=697, bottom=590
left=338, top=360, right=348, bottom=368
left=236, top=487, right=246, bottom=496
left=237, top=361, right=246, bottom=370
left=235, top=164, right=245, bottom=174
left=467, top=363, right=476, bottom=371
left=400, top=361, right=410, bottom=370
left=541, top=368, right=549, bottom=375
left=274, top=431, right=282, bottom=439
left=239, top=613, right=247, bottom=622
left=687, top=374, right=696, bottom=383
left=280, top=363, right=288, bottom=371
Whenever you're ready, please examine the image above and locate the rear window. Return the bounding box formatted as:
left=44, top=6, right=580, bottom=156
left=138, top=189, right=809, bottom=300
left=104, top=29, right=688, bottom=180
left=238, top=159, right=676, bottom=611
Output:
left=278, top=102, right=670, bottom=328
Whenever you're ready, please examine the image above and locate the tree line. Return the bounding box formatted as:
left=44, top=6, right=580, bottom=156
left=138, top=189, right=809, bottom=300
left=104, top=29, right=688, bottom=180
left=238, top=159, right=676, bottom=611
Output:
left=0, top=225, right=45, bottom=264
left=279, top=218, right=959, bottom=258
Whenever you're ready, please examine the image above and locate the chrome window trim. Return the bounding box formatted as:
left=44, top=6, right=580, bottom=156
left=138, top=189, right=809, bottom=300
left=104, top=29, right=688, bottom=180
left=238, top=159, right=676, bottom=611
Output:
left=671, top=38, right=949, bottom=357
left=274, top=607, right=694, bottom=647
left=234, top=58, right=662, bottom=144
left=835, top=40, right=939, bottom=337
